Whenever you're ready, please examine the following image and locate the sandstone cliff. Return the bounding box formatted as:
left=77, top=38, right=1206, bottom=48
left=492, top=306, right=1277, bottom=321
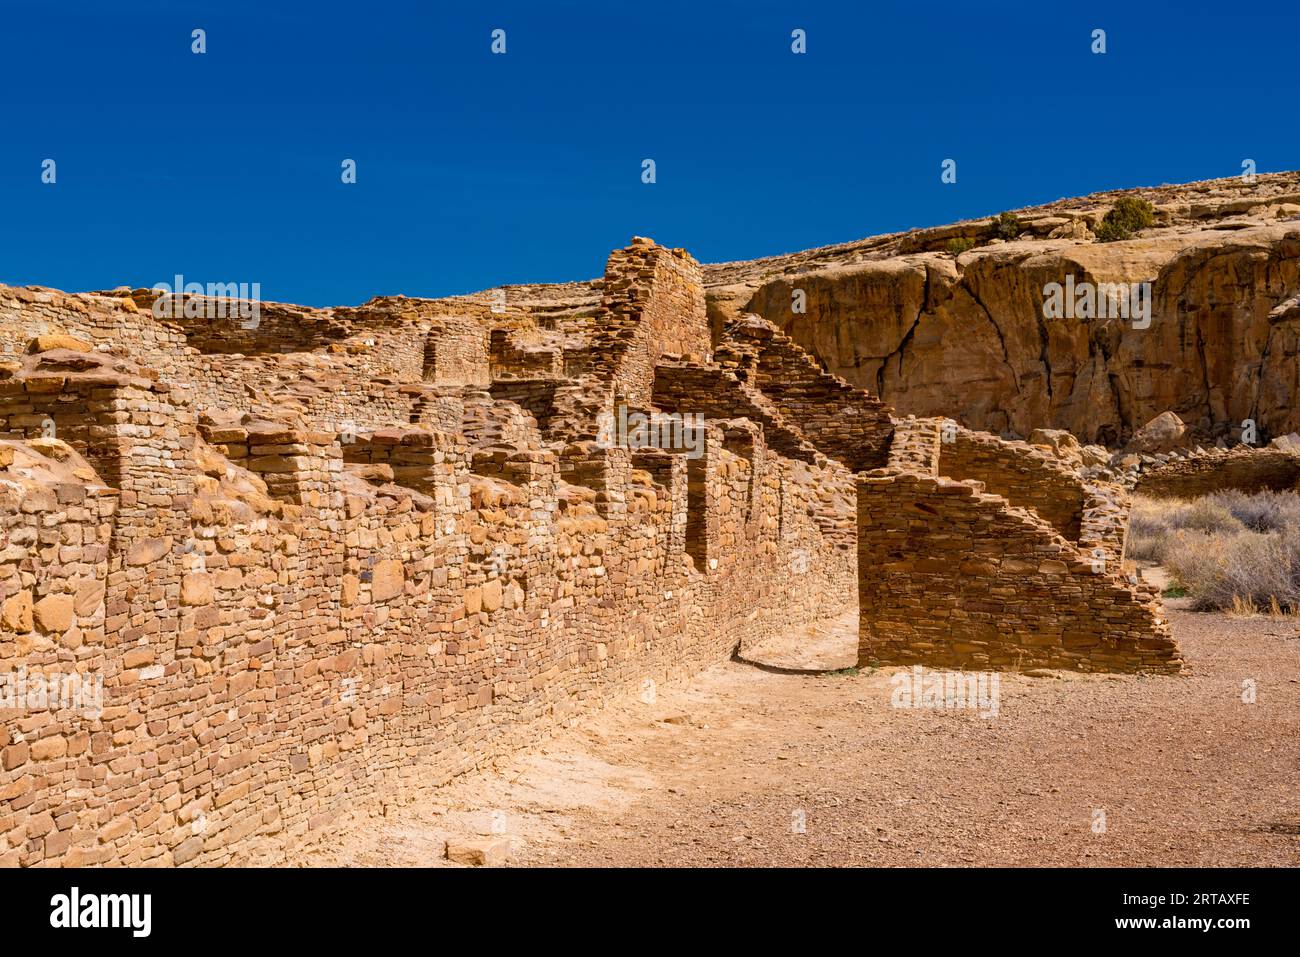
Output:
left=704, top=172, right=1300, bottom=445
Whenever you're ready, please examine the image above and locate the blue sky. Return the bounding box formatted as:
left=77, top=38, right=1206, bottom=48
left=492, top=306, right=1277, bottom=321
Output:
left=2, top=0, right=1295, bottom=306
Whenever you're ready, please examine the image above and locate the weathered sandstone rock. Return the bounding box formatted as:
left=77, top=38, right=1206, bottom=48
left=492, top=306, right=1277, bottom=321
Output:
left=1125, top=412, right=1188, bottom=454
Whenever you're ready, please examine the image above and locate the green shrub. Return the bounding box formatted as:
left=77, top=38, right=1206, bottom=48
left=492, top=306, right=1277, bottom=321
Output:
left=1095, top=197, right=1155, bottom=242
left=993, top=212, right=1022, bottom=240
left=946, top=237, right=976, bottom=255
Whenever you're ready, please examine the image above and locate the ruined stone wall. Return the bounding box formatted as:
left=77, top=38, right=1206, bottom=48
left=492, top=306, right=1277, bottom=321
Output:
left=0, top=449, right=116, bottom=868
left=0, top=227, right=1183, bottom=869
left=0, top=287, right=431, bottom=429
left=0, top=288, right=193, bottom=385
left=338, top=427, right=467, bottom=499
left=653, top=364, right=820, bottom=464
left=1134, top=447, right=1300, bottom=498
left=573, top=239, right=710, bottom=408
left=719, top=316, right=895, bottom=472
left=487, top=380, right=562, bottom=435
left=422, top=316, right=489, bottom=386
left=939, top=427, right=1086, bottom=541
left=885, top=416, right=943, bottom=473
left=490, top=329, right=563, bottom=379
left=0, top=373, right=855, bottom=865
left=1078, top=483, right=1134, bottom=572
left=857, top=471, right=1179, bottom=674
left=141, top=297, right=346, bottom=355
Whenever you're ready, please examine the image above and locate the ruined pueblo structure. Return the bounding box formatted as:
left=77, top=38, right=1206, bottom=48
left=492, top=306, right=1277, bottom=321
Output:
left=8, top=171, right=1300, bottom=867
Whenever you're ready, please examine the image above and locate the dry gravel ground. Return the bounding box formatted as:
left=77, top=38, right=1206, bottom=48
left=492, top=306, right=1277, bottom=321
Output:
left=298, top=591, right=1300, bottom=868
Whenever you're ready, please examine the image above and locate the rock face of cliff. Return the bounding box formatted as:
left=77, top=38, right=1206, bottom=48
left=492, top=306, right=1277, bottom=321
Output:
left=704, top=172, right=1300, bottom=445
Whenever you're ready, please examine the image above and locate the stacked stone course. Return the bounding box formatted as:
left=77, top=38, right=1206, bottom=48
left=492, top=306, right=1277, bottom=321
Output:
left=857, top=420, right=1177, bottom=673
left=1134, top=446, right=1300, bottom=498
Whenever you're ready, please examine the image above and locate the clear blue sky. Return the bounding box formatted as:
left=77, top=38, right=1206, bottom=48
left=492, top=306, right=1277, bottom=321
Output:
left=2, top=0, right=1295, bottom=306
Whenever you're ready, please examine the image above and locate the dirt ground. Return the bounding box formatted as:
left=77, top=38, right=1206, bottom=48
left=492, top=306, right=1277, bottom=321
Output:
left=295, top=583, right=1300, bottom=867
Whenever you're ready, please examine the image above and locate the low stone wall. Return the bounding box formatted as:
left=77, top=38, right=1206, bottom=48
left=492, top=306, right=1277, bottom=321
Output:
left=1135, top=447, right=1300, bottom=498
left=856, top=471, right=1179, bottom=674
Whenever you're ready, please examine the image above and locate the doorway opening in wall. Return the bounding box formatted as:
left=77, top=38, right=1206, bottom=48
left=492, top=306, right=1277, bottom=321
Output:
left=732, top=593, right=860, bottom=674
left=684, top=454, right=709, bottom=572
left=421, top=333, right=438, bottom=381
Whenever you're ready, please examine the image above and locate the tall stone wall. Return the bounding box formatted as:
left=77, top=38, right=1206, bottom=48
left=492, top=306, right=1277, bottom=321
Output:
left=574, top=238, right=710, bottom=408
left=0, top=444, right=117, bottom=868
left=0, top=368, right=855, bottom=865
left=0, top=231, right=1186, bottom=870
left=423, top=316, right=490, bottom=386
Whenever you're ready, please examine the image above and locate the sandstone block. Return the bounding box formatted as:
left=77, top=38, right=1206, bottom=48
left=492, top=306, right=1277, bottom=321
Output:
left=28, top=334, right=92, bottom=354
left=342, top=573, right=360, bottom=606
left=2, top=590, right=33, bottom=632
left=73, top=580, right=106, bottom=616
left=123, top=646, right=154, bottom=669
left=126, top=536, right=172, bottom=567
left=371, top=560, right=405, bottom=602
left=181, top=573, right=214, bottom=606
left=2, top=742, right=29, bottom=771
left=31, top=735, right=68, bottom=761
left=33, top=594, right=74, bottom=634
left=481, top=578, right=503, bottom=612
left=446, top=837, right=511, bottom=867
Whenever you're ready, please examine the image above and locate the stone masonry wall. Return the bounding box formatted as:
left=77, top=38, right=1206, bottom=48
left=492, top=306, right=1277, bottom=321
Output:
left=0, top=230, right=1180, bottom=869
left=857, top=470, right=1179, bottom=674
left=939, top=426, right=1086, bottom=541
left=718, top=315, right=895, bottom=472
left=570, top=238, right=711, bottom=408
left=1134, top=447, right=1300, bottom=498
left=0, top=365, right=855, bottom=866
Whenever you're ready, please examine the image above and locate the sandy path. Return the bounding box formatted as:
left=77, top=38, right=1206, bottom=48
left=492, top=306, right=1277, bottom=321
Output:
left=295, top=599, right=1300, bottom=867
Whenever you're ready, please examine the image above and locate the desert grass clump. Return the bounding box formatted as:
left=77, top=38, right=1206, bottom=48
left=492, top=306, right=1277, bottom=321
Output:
left=1160, top=524, right=1300, bottom=615
left=1208, top=488, right=1300, bottom=532
left=1126, top=495, right=1243, bottom=562
left=1127, top=497, right=1184, bottom=562
left=946, top=237, right=976, bottom=256
left=1131, top=489, right=1300, bottom=613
